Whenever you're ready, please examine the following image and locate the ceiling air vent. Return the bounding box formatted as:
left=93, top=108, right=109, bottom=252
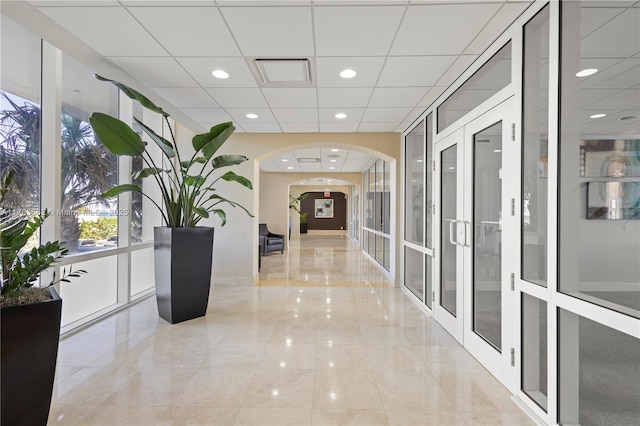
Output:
left=253, top=58, right=312, bottom=87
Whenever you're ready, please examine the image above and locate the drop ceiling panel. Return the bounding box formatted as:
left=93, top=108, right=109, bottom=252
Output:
left=206, top=88, right=268, bottom=108
left=121, top=1, right=215, bottom=5
left=362, top=107, right=412, bottom=122
left=128, top=7, right=240, bottom=57
left=581, top=58, right=640, bottom=89
left=368, top=87, right=426, bottom=107
left=108, top=57, right=197, bottom=87
left=240, top=123, right=282, bottom=132
left=152, top=87, right=218, bottom=108
left=217, top=0, right=311, bottom=5
left=262, top=88, right=317, bottom=108
left=417, top=86, right=447, bottom=107
left=320, top=122, right=359, bottom=132
left=435, top=55, right=477, bottom=87
left=344, top=150, right=373, bottom=159
left=259, top=159, right=283, bottom=172
left=294, top=148, right=322, bottom=158
left=29, top=1, right=119, bottom=5
left=225, top=108, right=276, bottom=123
left=314, top=6, right=405, bottom=56
left=580, top=6, right=625, bottom=39
left=465, top=2, right=530, bottom=54
left=177, top=58, right=257, bottom=88
left=318, top=88, right=373, bottom=107
left=280, top=123, right=319, bottom=133
left=358, top=123, right=399, bottom=132
left=391, top=4, right=501, bottom=55
left=582, top=8, right=640, bottom=58
left=180, top=108, right=233, bottom=125
left=315, top=57, right=386, bottom=87
left=272, top=108, right=318, bottom=123
left=378, top=56, right=457, bottom=87
left=319, top=108, right=364, bottom=122
left=220, top=7, right=314, bottom=56
left=38, top=7, right=167, bottom=56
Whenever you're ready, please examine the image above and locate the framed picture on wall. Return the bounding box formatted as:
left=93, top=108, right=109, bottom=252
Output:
left=315, top=199, right=334, bottom=218
left=587, top=181, right=640, bottom=219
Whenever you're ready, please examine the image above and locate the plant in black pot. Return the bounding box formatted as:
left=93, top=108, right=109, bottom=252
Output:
left=300, top=212, right=308, bottom=234
left=288, top=193, right=308, bottom=239
left=89, top=75, right=253, bottom=324
left=0, top=173, right=85, bottom=426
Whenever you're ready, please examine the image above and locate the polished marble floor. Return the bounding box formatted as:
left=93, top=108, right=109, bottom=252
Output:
left=49, top=235, right=534, bottom=425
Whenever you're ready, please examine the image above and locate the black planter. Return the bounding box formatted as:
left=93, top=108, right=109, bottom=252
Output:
left=154, top=227, right=214, bottom=324
left=1, top=286, right=62, bottom=426
left=300, top=223, right=308, bottom=234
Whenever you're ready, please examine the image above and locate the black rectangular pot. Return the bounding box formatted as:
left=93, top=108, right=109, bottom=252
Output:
left=300, top=223, right=308, bottom=234
left=1, top=286, right=62, bottom=426
left=154, top=227, right=214, bottom=324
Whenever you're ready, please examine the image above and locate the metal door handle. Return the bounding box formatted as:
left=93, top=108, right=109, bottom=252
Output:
left=448, top=220, right=457, bottom=246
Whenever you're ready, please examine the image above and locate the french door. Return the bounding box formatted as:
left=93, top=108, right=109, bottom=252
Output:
left=434, top=98, right=518, bottom=392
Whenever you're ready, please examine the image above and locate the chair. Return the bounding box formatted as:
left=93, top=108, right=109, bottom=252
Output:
left=259, top=223, right=284, bottom=255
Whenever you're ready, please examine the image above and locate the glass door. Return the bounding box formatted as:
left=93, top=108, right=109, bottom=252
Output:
left=463, top=99, right=518, bottom=393
left=434, top=127, right=465, bottom=343
left=434, top=98, right=518, bottom=392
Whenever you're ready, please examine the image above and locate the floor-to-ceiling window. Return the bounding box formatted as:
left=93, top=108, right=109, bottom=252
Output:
left=362, top=159, right=391, bottom=272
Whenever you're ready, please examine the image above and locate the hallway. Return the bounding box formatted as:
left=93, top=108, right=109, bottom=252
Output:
left=48, top=235, right=533, bottom=425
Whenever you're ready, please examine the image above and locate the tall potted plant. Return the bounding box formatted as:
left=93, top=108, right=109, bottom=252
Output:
left=0, top=173, right=85, bottom=426
left=288, top=193, right=308, bottom=239
left=89, top=75, right=252, bottom=324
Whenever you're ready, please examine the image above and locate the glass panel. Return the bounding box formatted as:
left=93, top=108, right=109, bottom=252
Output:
left=522, top=5, right=549, bottom=286
left=426, top=114, right=434, bottom=248
left=405, top=121, right=424, bottom=245
left=441, top=145, right=457, bottom=316
left=1, top=18, right=41, bottom=250
left=473, top=122, right=503, bottom=351
left=375, top=234, right=383, bottom=265
left=522, top=293, right=547, bottom=411
left=61, top=53, right=118, bottom=254
left=404, top=246, right=424, bottom=301
left=425, top=254, right=433, bottom=309
left=368, top=230, right=375, bottom=259
left=383, top=161, right=390, bottom=234
left=366, top=167, right=374, bottom=229
left=131, top=247, right=154, bottom=296
left=60, top=256, right=118, bottom=326
left=131, top=101, right=144, bottom=244
left=374, top=160, right=382, bottom=232
left=559, top=309, right=640, bottom=425
left=559, top=1, right=640, bottom=318
left=383, top=237, right=389, bottom=271
left=437, top=41, right=512, bottom=132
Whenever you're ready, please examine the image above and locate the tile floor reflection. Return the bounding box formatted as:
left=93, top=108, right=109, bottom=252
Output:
left=49, top=235, right=533, bottom=425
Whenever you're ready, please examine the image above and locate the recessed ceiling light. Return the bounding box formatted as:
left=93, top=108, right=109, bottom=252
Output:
left=330, top=159, right=337, bottom=162
left=576, top=68, right=598, bottom=77
left=340, top=69, right=357, bottom=79
left=246, top=113, right=258, bottom=119
left=329, top=167, right=335, bottom=170
left=590, top=113, right=606, bottom=119
left=493, top=149, right=502, bottom=153
left=287, top=166, right=293, bottom=170
left=212, top=69, right=229, bottom=79
left=416, top=159, right=423, bottom=163
left=331, top=149, right=339, bottom=152
left=619, top=116, right=635, bottom=121
left=281, top=159, right=288, bottom=162
left=335, top=113, right=347, bottom=119
left=448, top=167, right=456, bottom=170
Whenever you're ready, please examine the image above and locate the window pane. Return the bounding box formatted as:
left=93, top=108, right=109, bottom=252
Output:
left=375, top=234, right=383, bottom=265
left=425, top=114, right=433, bottom=248
left=60, top=256, right=118, bottom=326
left=522, top=5, right=549, bottom=286
left=522, top=293, right=547, bottom=411
left=61, top=53, right=118, bottom=253
left=131, top=247, right=154, bottom=296
left=437, top=41, right=512, bottom=132
left=559, top=309, right=640, bottom=425
left=559, top=1, right=640, bottom=317
left=383, top=237, right=390, bottom=270
left=374, top=160, right=382, bottom=232
left=404, top=246, right=424, bottom=301
left=425, top=254, right=432, bottom=309
left=366, top=167, right=374, bottom=229
left=1, top=17, right=41, bottom=246
left=405, top=120, right=424, bottom=245
left=383, top=161, right=390, bottom=234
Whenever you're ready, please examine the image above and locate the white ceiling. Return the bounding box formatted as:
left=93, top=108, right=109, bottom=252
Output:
left=27, top=0, right=533, bottom=140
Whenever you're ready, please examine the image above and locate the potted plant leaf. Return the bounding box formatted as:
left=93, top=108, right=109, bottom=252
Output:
left=300, top=212, right=308, bottom=234
left=0, top=172, right=85, bottom=426
left=89, top=75, right=253, bottom=324
left=288, top=193, right=308, bottom=239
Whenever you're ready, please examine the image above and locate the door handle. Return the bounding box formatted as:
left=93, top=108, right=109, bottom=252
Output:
left=448, top=219, right=457, bottom=246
